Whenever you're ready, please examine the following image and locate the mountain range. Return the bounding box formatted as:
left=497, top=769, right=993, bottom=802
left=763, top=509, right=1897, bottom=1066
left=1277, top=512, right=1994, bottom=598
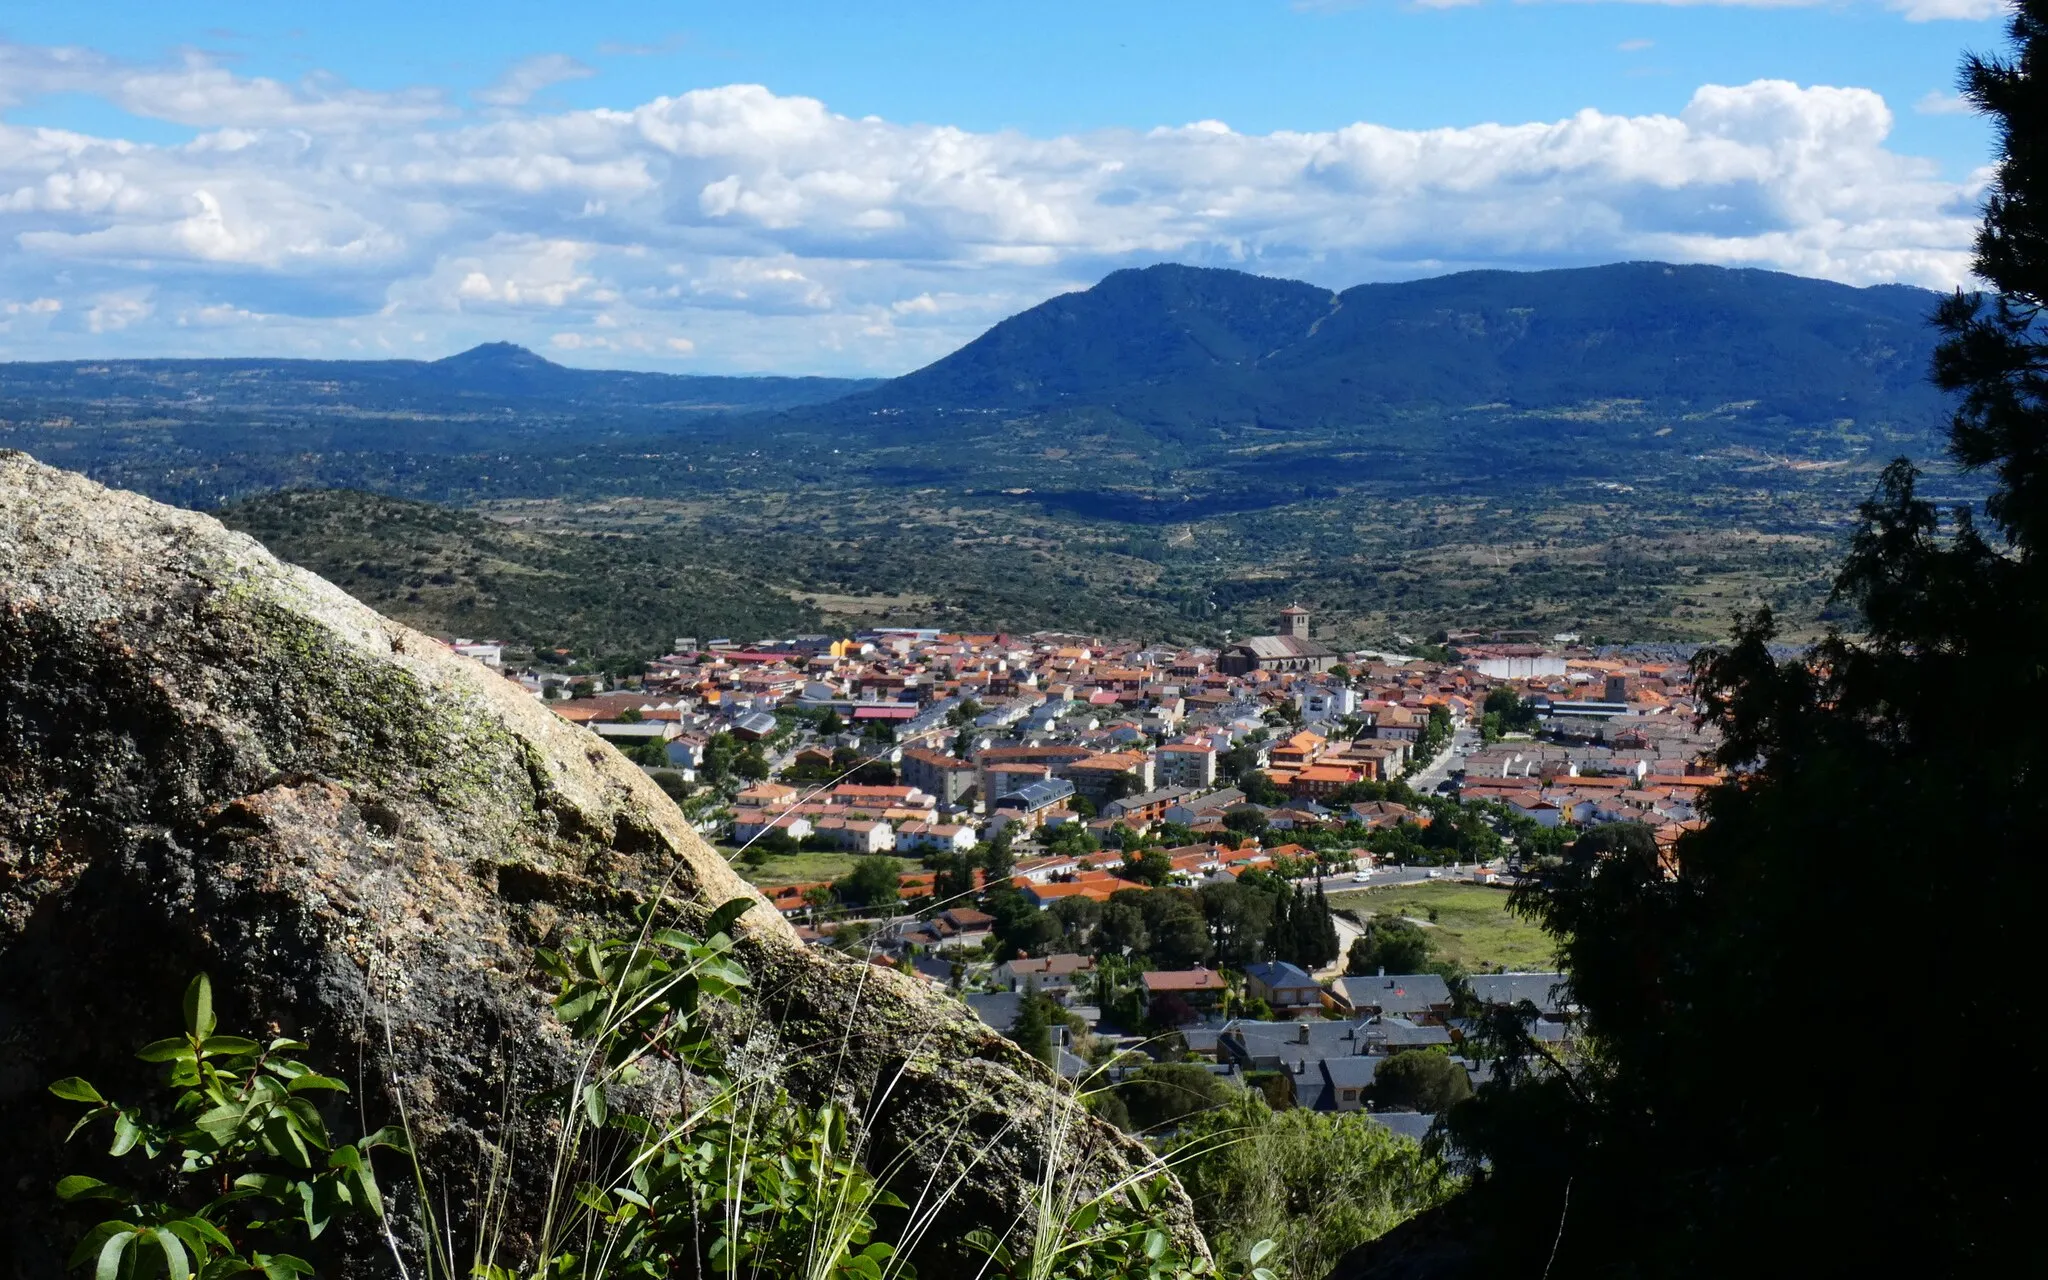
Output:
left=0, top=260, right=1957, bottom=506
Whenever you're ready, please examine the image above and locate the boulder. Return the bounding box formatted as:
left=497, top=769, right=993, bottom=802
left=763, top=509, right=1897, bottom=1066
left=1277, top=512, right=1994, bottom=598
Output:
left=0, top=453, right=1192, bottom=1276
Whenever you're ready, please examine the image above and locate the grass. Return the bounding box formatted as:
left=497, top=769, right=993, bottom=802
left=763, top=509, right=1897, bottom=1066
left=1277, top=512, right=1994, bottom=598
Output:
left=730, top=849, right=861, bottom=886
left=1328, top=882, right=1556, bottom=974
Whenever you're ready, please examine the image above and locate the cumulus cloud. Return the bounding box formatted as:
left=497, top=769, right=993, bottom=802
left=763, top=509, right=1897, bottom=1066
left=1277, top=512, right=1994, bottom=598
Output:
left=0, top=38, right=1990, bottom=372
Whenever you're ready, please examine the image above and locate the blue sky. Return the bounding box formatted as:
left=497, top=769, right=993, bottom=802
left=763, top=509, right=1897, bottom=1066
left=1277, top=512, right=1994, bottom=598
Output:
left=0, top=1, right=2012, bottom=373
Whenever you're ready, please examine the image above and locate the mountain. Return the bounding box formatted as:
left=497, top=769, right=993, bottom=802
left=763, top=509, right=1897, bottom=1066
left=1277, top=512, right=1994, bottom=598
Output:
left=844, top=261, right=1949, bottom=439
left=0, top=342, right=881, bottom=414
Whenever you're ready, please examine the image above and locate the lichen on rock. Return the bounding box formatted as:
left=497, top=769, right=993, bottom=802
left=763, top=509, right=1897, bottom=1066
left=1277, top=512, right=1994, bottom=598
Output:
left=0, top=451, right=1195, bottom=1276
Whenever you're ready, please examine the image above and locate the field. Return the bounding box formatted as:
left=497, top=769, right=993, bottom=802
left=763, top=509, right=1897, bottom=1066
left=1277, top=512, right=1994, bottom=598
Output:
left=728, top=850, right=860, bottom=887
left=1330, top=882, right=1557, bottom=974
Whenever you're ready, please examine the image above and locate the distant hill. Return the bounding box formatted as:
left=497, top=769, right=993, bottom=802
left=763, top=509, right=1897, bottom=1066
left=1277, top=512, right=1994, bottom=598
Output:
left=844, top=261, right=1949, bottom=441
left=0, top=342, right=880, bottom=415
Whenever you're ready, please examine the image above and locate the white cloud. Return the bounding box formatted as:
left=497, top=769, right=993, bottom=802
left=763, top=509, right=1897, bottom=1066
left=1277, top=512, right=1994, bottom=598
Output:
left=0, top=38, right=1991, bottom=372
left=1619, top=38, right=1656, bottom=51
left=475, top=54, right=595, bottom=108
left=1916, top=90, right=1976, bottom=115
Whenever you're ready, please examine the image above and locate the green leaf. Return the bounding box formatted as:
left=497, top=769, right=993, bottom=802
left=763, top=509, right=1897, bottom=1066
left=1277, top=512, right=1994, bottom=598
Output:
left=232, top=1172, right=295, bottom=1200
left=252, top=1254, right=314, bottom=1280
left=184, top=975, right=217, bottom=1041
left=285, top=1074, right=348, bottom=1094
left=166, top=1217, right=236, bottom=1253
left=138, top=1038, right=197, bottom=1064
left=582, top=1083, right=608, bottom=1130
left=95, top=1230, right=136, bottom=1280
left=55, top=1175, right=133, bottom=1203
left=200, top=1036, right=261, bottom=1058
left=328, top=1145, right=383, bottom=1218
left=705, top=897, right=753, bottom=940
left=156, top=1227, right=193, bottom=1280
left=49, top=1077, right=106, bottom=1104
left=69, top=1222, right=135, bottom=1270
left=109, top=1112, right=141, bottom=1158
left=1247, top=1240, right=1277, bottom=1267
left=1144, top=1230, right=1168, bottom=1262
left=359, top=1125, right=411, bottom=1154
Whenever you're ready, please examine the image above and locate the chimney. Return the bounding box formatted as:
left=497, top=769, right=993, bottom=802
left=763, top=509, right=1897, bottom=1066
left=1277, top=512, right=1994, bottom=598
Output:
left=1297, top=1022, right=1311, bottom=1044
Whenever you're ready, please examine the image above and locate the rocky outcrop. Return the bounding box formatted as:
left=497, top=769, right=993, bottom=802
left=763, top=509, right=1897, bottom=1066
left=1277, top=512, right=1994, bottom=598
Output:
left=0, top=453, right=1192, bottom=1276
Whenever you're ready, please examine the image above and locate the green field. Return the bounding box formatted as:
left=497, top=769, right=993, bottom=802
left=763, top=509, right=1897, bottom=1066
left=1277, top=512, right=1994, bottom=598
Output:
left=728, top=850, right=860, bottom=887
left=1330, top=882, right=1557, bottom=974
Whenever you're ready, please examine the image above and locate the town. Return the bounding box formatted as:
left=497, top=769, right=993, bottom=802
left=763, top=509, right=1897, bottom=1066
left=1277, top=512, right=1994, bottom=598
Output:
left=447, top=605, right=1724, bottom=1141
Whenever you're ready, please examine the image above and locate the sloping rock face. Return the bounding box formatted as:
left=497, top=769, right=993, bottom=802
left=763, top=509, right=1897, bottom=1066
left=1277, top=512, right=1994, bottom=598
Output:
left=0, top=453, right=1190, bottom=1276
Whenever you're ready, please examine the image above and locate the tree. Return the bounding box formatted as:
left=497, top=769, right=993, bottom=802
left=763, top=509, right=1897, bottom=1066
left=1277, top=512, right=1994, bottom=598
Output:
left=1239, top=771, right=1288, bottom=807
left=1095, top=899, right=1150, bottom=959
left=1200, top=880, right=1274, bottom=967
left=1222, top=805, right=1271, bottom=836
left=1135, top=889, right=1212, bottom=969
left=833, top=855, right=902, bottom=911
left=1346, top=915, right=1430, bottom=975
left=1049, top=895, right=1102, bottom=947
left=1117, top=1062, right=1236, bottom=1132
left=734, top=743, right=771, bottom=782
left=817, top=708, right=844, bottom=736
left=1372, top=1047, right=1472, bottom=1114
left=1006, top=990, right=1056, bottom=1066
left=1164, top=1094, right=1454, bottom=1280
left=979, top=826, right=1016, bottom=883
left=1120, top=845, right=1172, bottom=886
left=1442, top=16, right=2048, bottom=1274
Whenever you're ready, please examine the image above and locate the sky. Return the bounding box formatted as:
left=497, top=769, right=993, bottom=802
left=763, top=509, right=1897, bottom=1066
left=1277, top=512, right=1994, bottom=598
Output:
left=0, top=0, right=2014, bottom=375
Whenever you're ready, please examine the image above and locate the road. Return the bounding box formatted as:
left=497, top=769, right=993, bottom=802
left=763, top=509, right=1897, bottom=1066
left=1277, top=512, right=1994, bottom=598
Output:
left=1407, top=723, right=1479, bottom=796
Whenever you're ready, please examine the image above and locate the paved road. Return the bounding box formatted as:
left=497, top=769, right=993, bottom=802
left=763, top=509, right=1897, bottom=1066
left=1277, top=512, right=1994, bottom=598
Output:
left=1408, top=724, right=1479, bottom=795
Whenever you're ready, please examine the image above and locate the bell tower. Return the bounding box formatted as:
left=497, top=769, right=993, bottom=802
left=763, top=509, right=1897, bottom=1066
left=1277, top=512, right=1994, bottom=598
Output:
left=1280, top=605, right=1310, bottom=639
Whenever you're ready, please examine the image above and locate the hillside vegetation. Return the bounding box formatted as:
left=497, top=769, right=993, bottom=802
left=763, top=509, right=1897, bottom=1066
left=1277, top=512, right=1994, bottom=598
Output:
left=219, top=489, right=818, bottom=664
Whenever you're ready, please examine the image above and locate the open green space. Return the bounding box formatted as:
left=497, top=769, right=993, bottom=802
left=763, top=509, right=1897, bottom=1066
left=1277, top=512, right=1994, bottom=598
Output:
left=728, top=849, right=860, bottom=887
left=1330, top=881, right=1556, bottom=974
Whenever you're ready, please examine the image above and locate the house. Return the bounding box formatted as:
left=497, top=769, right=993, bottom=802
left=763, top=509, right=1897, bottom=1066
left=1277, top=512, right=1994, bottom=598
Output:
left=899, top=748, right=980, bottom=807
left=965, top=992, right=1023, bottom=1033
left=914, top=907, right=995, bottom=950
left=1365, top=1016, right=1454, bottom=1052
left=1315, top=1056, right=1381, bottom=1113
left=992, top=778, right=1076, bottom=831
left=1242, top=961, right=1323, bottom=1015
left=731, top=811, right=812, bottom=845
left=894, top=821, right=978, bottom=854
left=1141, top=967, right=1229, bottom=1019
left=1065, top=752, right=1156, bottom=803
left=810, top=815, right=897, bottom=854
left=1328, top=973, right=1453, bottom=1021
left=1466, top=972, right=1570, bottom=1017
left=1155, top=741, right=1219, bottom=790
left=1101, top=786, right=1195, bottom=827
left=998, top=953, right=1097, bottom=998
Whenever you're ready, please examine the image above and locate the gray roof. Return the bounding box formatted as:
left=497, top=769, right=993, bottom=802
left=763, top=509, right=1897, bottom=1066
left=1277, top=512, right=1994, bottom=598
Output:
left=1365, top=1112, right=1438, bottom=1143
left=1235, top=634, right=1338, bottom=660
left=1467, top=972, right=1568, bottom=1014
left=965, top=992, right=1022, bottom=1033
left=1320, top=1056, right=1381, bottom=1089
left=995, top=777, right=1076, bottom=811
left=1222, top=1018, right=1374, bottom=1071
left=1331, top=973, right=1451, bottom=1016
left=1373, top=1017, right=1454, bottom=1049
left=1243, top=961, right=1318, bottom=991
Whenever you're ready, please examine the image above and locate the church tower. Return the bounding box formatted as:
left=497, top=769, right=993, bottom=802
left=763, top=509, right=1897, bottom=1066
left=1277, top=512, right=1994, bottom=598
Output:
left=1280, top=604, right=1310, bottom=639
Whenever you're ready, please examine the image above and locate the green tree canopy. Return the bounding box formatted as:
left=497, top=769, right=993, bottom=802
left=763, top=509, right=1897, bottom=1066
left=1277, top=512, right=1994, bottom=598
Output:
left=833, top=855, right=903, bottom=911
left=1346, top=915, right=1431, bottom=975
left=1372, top=1047, right=1472, bottom=1114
